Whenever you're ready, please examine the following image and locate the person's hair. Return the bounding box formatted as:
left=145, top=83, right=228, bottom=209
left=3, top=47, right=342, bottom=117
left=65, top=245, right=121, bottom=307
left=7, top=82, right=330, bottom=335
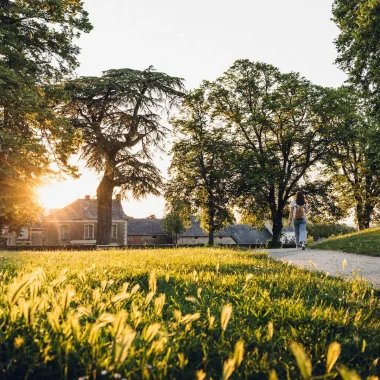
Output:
left=296, top=190, right=306, bottom=206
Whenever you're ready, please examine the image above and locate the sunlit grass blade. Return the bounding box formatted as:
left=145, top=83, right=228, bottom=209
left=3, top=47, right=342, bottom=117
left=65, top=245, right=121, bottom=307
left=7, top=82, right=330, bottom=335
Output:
left=8, top=273, right=37, bottom=306
left=326, top=341, right=341, bottom=373
left=233, top=340, right=244, bottom=367
left=336, top=364, right=361, bottom=380
left=222, top=358, right=235, bottom=380
left=290, top=341, right=312, bottom=379
left=221, top=304, right=233, bottom=332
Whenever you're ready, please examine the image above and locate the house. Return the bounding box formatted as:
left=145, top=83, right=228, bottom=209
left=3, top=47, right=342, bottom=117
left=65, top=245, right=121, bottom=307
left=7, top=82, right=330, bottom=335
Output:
left=263, top=222, right=296, bottom=246
left=44, top=195, right=127, bottom=246
left=127, top=219, right=171, bottom=245
left=177, top=217, right=271, bottom=246
left=5, top=222, right=44, bottom=247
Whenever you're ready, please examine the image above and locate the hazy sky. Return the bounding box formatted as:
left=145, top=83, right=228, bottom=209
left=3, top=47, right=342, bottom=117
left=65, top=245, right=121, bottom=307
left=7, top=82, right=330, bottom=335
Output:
left=39, top=0, right=347, bottom=218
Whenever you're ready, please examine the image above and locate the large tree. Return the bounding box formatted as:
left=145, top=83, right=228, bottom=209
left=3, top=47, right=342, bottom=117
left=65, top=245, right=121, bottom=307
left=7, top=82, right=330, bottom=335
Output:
left=166, top=88, right=235, bottom=246
left=333, top=0, right=380, bottom=113
left=327, top=88, right=380, bottom=229
left=0, top=0, right=92, bottom=229
left=65, top=67, right=184, bottom=245
left=209, top=60, right=339, bottom=246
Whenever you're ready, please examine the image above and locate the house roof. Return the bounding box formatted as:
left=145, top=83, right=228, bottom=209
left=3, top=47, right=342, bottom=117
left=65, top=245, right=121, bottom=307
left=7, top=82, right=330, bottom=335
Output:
left=45, top=198, right=127, bottom=220
left=127, top=219, right=167, bottom=236
left=179, top=217, right=270, bottom=244
left=219, top=224, right=269, bottom=244
left=264, top=221, right=295, bottom=234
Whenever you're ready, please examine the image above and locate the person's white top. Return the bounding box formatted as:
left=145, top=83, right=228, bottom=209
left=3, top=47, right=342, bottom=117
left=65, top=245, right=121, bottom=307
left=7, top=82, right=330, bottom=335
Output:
left=290, top=200, right=308, bottom=219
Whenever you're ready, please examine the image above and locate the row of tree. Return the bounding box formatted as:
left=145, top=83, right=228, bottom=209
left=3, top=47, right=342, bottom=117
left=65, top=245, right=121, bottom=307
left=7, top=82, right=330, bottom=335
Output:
left=164, top=62, right=380, bottom=246
left=1, top=0, right=379, bottom=246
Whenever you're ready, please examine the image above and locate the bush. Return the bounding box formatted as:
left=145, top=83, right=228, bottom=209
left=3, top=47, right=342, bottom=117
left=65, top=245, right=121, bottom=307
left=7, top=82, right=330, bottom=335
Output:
left=266, top=239, right=283, bottom=249
left=307, top=223, right=355, bottom=241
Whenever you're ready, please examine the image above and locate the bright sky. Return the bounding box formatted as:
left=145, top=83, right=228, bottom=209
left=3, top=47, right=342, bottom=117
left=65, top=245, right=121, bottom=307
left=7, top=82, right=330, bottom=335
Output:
left=38, top=0, right=347, bottom=218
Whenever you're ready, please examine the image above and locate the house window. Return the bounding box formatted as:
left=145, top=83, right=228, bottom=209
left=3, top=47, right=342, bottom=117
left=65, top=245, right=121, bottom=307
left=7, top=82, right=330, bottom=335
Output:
left=152, top=235, right=157, bottom=239
left=84, top=224, right=94, bottom=239
left=111, top=224, right=117, bottom=239
left=60, top=225, right=69, bottom=240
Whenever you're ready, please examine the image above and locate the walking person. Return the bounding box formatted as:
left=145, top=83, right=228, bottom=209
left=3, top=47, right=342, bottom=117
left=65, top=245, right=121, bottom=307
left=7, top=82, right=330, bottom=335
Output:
left=288, top=190, right=309, bottom=250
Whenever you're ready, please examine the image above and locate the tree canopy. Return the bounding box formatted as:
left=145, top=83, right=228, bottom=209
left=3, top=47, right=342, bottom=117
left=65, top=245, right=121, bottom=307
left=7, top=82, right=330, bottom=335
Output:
left=65, top=67, right=184, bottom=244
left=326, top=88, right=380, bottom=228
left=333, top=0, right=380, bottom=113
left=166, top=88, right=235, bottom=246
left=208, top=60, right=340, bottom=245
left=0, top=0, right=92, bottom=229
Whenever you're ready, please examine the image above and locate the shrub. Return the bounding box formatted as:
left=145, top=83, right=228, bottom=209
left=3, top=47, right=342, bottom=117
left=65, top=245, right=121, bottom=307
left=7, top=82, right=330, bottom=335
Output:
left=307, top=223, right=355, bottom=241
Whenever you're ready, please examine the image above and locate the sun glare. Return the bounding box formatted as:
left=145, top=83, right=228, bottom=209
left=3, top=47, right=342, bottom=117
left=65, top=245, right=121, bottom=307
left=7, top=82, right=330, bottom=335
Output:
left=37, top=180, right=94, bottom=210
left=37, top=177, right=166, bottom=218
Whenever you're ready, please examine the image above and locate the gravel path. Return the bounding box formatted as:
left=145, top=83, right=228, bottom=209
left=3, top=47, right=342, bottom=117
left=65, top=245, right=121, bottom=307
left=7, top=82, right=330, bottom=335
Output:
left=264, top=248, right=380, bottom=289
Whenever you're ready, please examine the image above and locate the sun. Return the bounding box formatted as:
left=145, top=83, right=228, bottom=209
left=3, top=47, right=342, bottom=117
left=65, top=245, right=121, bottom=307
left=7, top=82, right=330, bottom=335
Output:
left=37, top=172, right=99, bottom=210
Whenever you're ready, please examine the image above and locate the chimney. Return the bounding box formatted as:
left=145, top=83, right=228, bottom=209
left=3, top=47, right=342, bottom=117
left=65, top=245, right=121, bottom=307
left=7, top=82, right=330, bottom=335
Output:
left=115, top=194, right=121, bottom=203
left=84, top=195, right=91, bottom=200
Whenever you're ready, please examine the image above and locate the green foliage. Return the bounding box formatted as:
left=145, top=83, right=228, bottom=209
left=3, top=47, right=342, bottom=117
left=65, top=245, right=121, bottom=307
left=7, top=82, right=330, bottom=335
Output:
left=307, top=223, right=356, bottom=241
left=310, top=227, right=380, bottom=256
left=0, top=0, right=92, bottom=229
left=0, top=248, right=379, bottom=379
left=333, top=0, right=380, bottom=113
left=162, top=199, right=189, bottom=245
left=322, top=87, right=380, bottom=229
left=167, top=87, right=235, bottom=245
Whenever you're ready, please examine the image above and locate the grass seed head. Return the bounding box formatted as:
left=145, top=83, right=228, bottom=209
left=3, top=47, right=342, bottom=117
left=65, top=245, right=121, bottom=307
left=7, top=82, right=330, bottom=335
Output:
left=144, top=323, right=161, bottom=342
left=342, top=259, right=348, bottom=271
left=326, top=341, right=341, bottom=373
left=149, top=271, right=157, bottom=293
left=268, top=321, right=274, bottom=341
left=196, top=369, right=207, bottom=380
left=222, top=357, right=235, bottom=380
left=154, top=293, right=166, bottom=316
left=290, top=341, right=312, bottom=380
left=221, top=304, right=233, bottom=332
left=233, top=340, right=244, bottom=367
left=336, top=364, right=361, bottom=380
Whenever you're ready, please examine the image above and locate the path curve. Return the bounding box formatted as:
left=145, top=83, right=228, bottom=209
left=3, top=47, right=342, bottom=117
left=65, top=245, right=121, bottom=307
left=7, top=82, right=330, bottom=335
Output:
left=264, top=248, right=380, bottom=289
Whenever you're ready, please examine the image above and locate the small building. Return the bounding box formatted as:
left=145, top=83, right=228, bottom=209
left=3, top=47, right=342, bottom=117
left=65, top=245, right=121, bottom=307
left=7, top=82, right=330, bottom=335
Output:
left=44, top=195, right=127, bottom=246
left=263, top=222, right=296, bottom=246
left=5, top=223, right=43, bottom=247
left=127, top=219, right=171, bottom=245
left=177, top=218, right=271, bottom=246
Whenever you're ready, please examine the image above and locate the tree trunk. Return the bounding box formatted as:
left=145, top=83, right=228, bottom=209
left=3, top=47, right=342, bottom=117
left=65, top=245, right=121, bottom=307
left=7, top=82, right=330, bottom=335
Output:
left=271, top=210, right=283, bottom=244
left=208, top=204, right=215, bottom=246
left=96, top=175, right=114, bottom=245
left=357, top=200, right=373, bottom=230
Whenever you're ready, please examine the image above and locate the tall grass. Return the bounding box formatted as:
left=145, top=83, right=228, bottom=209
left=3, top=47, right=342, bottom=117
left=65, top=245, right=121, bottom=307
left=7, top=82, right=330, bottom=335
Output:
left=0, top=248, right=379, bottom=379
left=310, top=227, right=380, bottom=256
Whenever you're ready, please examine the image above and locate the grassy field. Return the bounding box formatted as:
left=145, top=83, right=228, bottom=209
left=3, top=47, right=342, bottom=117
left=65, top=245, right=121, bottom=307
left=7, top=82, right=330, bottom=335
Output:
left=310, top=227, right=380, bottom=257
left=0, top=248, right=379, bottom=380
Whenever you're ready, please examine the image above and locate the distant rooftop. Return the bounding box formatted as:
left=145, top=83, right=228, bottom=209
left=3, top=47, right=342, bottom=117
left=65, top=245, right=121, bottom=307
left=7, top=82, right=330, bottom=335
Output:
left=127, top=219, right=167, bottom=235
left=46, top=197, right=127, bottom=220
left=179, top=217, right=270, bottom=244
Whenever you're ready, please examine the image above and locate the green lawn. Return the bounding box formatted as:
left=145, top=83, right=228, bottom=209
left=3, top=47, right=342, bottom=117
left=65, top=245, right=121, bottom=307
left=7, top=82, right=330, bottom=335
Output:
left=310, top=227, right=380, bottom=256
left=0, top=248, right=379, bottom=379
